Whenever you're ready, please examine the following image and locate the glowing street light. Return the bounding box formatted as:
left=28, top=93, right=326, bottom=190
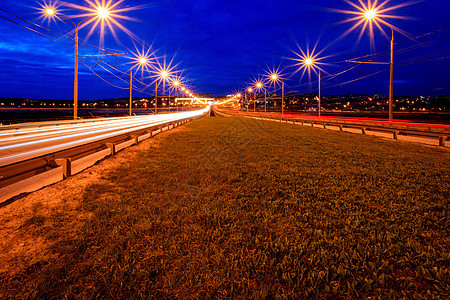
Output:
left=150, top=56, right=180, bottom=114
left=43, top=2, right=130, bottom=120
left=290, top=43, right=328, bottom=117
left=255, top=81, right=267, bottom=113
left=267, top=70, right=285, bottom=114
left=304, top=57, right=323, bottom=117
left=335, top=0, right=414, bottom=121
left=126, top=44, right=156, bottom=115
left=345, top=6, right=395, bottom=120
left=365, top=9, right=376, bottom=20
left=128, top=55, right=152, bottom=116
left=153, top=69, right=170, bottom=114
left=167, top=78, right=181, bottom=113
left=173, top=80, right=181, bottom=111
left=247, top=87, right=253, bottom=112
left=139, top=57, right=148, bottom=64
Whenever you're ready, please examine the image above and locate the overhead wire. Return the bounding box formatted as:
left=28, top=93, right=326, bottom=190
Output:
left=0, top=3, right=160, bottom=96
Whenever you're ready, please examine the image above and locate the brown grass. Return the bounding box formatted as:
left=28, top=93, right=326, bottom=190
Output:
left=0, top=116, right=448, bottom=299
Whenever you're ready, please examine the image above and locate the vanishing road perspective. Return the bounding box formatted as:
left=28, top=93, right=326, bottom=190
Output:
left=0, top=0, right=449, bottom=299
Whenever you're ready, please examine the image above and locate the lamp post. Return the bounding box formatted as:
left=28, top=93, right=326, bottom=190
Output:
left=155, top=81, right=158, bottom=114
left=129, top=71, right=132, bottom=116
left=319, top=71, right=321, bottom=117
left=344, top=8, right=396, bottom=121
left=129, top=56, right=150, bottom=116
left=45, top=6, right=126, bottom=120
left=173, top=80, right=180, bottom=112
left=388, top=26, right=394, bottom=121
left=181, top=87, right=186, bottom=110
left=154, top=70, right=169, bottom=114
left=303, top=57, right=322, bottom=117
left=269, top=73, right=284, bottom=114
left=168, top=86, right=171, bottom=113
left=185, top=90, right=190, bottom=110
left=255, top=82, right=265, bottom=113
left=236, top=93, right=242, bottom=110
left=247, top=87, right=253, bottom=112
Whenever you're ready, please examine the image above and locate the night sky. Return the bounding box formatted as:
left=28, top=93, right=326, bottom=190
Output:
left=0, top=0, right=449, bottom=100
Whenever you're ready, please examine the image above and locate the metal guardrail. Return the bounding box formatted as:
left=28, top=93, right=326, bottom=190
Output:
left=0, top=110, right=209, bottom=202
left=214, top=107, right=449, bottom=147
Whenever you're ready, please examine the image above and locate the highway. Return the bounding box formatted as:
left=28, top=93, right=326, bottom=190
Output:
left=214, top=107, right=450, bottom=147
left=0, top=107, right=210, bottom=201
left=0, top=107, right=209, bottom=168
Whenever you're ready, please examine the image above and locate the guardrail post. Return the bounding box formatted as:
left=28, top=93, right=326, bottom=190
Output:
left=55, top=158, right=72, bottom=179
left=106, top=143, right=116, bottom=155
left=339, top=125, right=343, bottom=131
left=393, top=131, right=400, bottom=140
left=439, top=136, right=447, bottom=147
left=323, top=124, right=327, bottom=129
left=131, top=135, right=139, bottom=145
left=362, top=127, right=367, bottom=134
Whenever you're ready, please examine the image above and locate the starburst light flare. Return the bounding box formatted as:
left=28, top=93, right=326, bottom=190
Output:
left=264, top=66, right=285, bottom=89
left=289, top=42, right=331, bottom=83
left=331, top=0, right=417, bottom=49
left=38, top=0, right=64, bottom=24
left=127, top=43, right=157, bottom=77
left=62, top=0, right=144, bottom=45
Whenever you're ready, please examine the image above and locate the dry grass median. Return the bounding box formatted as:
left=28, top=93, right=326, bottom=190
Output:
left=1, top=116, right=448, bottom=299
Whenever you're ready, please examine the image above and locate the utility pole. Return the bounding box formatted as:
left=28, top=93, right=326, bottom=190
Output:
left=155, top=81, right=158, bottom=114
left=282, top=81, right=285, bottom=115
left=347, top=27, right=394, bottom=121
left=318, top=71, right=321, bottom=117
left=264, top=89, right=267, bottom=114
left=76, top=51, right=127, bottom=119
left=389, top=29, right=394, bottom=121
left=129, top=71, right=132, bottom=116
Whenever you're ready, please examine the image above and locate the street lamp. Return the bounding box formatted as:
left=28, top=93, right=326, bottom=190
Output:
left=247, top=87, right=253, bottom=112
left=338, top=1, right=407, bottom=121
left=304, top=57, right=322, bottom=117
left=235, top=93, right=242, bottom=109
left=289, top=44, right=327, bottom=117
left=173, top=80, right=180, bottom=111
left=267, top=72, right=284, bottom=114
left=348, top=11, right=394, bottom=120
left=44, top=3, right=128, bottom=120
left=255, top=81, right=266, bottom=113
left=128, top=54, right=152, bottom=116
left=154, top=70, right=170, bottom=114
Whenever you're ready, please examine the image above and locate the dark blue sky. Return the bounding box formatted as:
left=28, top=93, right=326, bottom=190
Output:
left=0, top=0, right=449, bottom=99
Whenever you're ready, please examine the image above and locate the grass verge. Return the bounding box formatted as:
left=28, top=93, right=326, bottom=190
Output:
left=1, top=116, right=449, bottom=299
